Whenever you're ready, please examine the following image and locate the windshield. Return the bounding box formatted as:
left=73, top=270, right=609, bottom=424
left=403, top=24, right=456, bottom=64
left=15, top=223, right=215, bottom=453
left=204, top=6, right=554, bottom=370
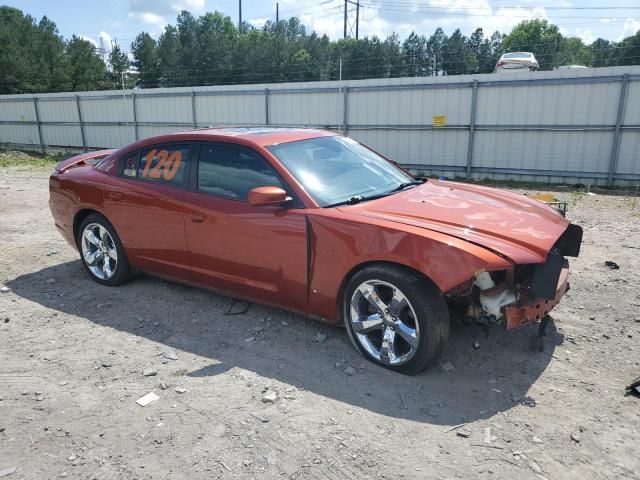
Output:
left=267, top=136, right=415, bottom=207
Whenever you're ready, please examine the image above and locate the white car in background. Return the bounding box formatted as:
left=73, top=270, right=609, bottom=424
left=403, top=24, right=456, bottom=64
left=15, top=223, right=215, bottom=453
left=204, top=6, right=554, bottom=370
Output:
left=495, top=52, right=539, bottom=72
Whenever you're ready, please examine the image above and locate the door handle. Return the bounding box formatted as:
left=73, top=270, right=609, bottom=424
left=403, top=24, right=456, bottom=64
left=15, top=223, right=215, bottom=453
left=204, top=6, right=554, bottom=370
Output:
left=187, top=212, right=205, bottom=223
left=107, top=191, right=122, bottom=200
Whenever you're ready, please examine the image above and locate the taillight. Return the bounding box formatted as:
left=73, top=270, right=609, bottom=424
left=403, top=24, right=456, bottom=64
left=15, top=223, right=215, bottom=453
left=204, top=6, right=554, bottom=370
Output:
left=496, top=60, right=506, bottom=67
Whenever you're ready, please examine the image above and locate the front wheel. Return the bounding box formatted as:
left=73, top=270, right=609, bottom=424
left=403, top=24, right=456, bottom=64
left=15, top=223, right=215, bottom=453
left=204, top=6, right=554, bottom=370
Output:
left=77, top=213, right=131, bottom=286
left=343, top=265, right=449, bottom=375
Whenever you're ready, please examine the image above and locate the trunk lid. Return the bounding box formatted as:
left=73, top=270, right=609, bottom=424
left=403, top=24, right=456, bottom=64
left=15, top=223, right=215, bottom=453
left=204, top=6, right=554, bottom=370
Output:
left=54, top=149, right=114, bottom=173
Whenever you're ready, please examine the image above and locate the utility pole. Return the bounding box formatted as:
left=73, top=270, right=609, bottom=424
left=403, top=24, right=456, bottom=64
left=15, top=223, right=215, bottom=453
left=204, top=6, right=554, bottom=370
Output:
left=239, top=0, right=242, bottom=33
left=343, top=0, right=347, bottom=39
left=276, top=2, right=279, bottom=23
left=355, top=0, right=360, bottom=39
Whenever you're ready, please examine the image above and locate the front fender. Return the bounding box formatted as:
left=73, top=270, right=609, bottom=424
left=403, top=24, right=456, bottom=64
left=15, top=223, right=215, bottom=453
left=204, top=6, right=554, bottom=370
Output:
left=306, top=211, right=511, bottom=323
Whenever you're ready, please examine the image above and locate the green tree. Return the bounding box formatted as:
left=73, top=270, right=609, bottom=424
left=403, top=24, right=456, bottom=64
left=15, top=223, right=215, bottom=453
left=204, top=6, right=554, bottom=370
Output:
left=590, top=38, right=617, bottom=67
left=131, top=32, right=159, bottom=87
left=427, top=28, right=447, bottom=75
left=617, top=30, right=640, bottom=66
left=486, top=31, right=504, bottom=72
left=502, top=19, right=562, bottom=70
left=157, top=25, right=182, bottom=86
left=66, top=35, right=107, bottom=90
left=555, top=37, right=593, bottom=67
left=442, top=29, right=471, bottom=75
left=108, top=44, right=130, bottom=87
left=176, top=10, right=199, bottom=86
left=0, top=6, right=33, bottom=93
left=403, top=32, right=428, bottom=76
left=196, top=11, right=238, bottom=84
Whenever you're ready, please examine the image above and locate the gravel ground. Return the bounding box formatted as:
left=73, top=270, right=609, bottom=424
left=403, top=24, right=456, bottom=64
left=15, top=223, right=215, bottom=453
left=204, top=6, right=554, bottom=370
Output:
left=1, top=162, right=639, bottom=480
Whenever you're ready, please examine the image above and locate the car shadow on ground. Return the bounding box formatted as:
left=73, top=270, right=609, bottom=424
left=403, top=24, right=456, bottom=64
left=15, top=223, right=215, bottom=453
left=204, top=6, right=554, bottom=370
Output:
left=8, top=260, right=564, bottom=426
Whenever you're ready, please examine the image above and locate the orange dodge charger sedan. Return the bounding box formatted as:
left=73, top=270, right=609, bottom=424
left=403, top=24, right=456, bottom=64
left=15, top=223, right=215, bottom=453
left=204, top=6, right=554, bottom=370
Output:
left=49, top=127, right=582, bottom=374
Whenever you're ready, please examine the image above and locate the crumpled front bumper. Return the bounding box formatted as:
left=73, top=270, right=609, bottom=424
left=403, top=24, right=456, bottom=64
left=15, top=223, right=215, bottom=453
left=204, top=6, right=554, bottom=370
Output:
left=504, top=261, right=570, bottom=330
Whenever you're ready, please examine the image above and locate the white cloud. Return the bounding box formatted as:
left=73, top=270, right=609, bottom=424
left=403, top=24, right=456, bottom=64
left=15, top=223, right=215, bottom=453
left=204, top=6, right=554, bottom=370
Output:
left=483, top=7, right=548, bottom=36
left=128, top=0, right=206, bottom=31
left=621, top=17, right=640, bottom=39
left=300, top=13, right=344, bottom=39
left=129, top=0, right=204, bottom=16
left=76, top=31, right=113, bottom=52
left=249, top=17, right=269, bottom=28
left=99, top=31, right=113, bottom=49
left=128, top=11, right=167, bottom=28
left=573, top=28, right=595, bottom=44
left=428, top=0, right=491, bottom=15
left=78, top=34, right=98, bottom=47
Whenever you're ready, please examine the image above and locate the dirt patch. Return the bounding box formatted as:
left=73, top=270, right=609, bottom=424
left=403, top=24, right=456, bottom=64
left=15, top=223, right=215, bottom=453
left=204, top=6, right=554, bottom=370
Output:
left=1, top=164, right=639, bottom=479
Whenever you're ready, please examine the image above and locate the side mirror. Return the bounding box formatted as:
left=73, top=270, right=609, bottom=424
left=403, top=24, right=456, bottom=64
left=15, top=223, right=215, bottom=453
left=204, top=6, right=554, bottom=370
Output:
left=248, top=186, right=289, bottom=206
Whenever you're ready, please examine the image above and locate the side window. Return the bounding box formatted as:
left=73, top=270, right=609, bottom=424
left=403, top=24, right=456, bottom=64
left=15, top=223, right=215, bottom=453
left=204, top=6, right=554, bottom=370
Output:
left=137, top=144, right=190, bottom=186
left=197, top=144, right=284, bottom=201
left=122, top=153, right=139, bottom=178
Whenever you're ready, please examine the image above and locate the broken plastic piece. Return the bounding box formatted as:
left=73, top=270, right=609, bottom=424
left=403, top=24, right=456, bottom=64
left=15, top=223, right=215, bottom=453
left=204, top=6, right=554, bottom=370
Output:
left=225, top=299, right=251, bottom=315
left=625, top=375, right=640, bottom=397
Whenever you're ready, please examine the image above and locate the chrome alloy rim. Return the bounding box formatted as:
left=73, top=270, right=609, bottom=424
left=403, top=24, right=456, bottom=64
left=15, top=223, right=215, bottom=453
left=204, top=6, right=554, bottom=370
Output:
left=81, top=223, right=118, bottom=280
left=349, top=280, right=420, bottom=365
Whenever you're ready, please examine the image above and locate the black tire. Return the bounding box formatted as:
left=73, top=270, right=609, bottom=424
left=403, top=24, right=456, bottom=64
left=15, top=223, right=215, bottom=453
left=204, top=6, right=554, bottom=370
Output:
left=343, top=264, right=449, bottom=375
left=77, top=213, right=131, bottom=286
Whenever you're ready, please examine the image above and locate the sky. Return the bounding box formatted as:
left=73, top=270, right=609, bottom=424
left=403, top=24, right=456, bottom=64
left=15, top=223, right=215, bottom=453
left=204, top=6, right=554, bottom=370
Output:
left=7, top=0, right=640, bottom=56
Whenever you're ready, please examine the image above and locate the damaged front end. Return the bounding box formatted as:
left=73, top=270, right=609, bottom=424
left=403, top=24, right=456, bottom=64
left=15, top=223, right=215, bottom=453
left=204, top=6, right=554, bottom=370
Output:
left=449, top=224, right=583, bottom=330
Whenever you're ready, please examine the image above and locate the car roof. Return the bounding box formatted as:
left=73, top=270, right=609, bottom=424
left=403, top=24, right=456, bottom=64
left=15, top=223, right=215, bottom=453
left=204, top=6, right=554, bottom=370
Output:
left=168, top=126, right=336, bottom=147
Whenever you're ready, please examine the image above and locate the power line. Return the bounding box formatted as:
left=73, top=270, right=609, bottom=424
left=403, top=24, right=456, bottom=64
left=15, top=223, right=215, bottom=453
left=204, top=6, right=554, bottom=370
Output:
left=360, top=0, right=640, bottom=11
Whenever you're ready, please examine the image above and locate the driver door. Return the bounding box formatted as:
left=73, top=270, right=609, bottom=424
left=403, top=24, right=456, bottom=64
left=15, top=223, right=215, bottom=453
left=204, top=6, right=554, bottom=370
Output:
left=182, top=142, right=308, bottom=314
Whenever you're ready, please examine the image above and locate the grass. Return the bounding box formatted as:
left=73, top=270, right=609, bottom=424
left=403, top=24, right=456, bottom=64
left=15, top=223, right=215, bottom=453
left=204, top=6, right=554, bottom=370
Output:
left=0, top=150, right=65, bottom=168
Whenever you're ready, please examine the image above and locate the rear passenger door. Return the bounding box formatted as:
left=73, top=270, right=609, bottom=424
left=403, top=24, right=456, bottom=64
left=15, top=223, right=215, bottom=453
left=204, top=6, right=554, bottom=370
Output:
left=104, top=143, right=193, bottom=281
left=182, top=142, right=308, bottom=313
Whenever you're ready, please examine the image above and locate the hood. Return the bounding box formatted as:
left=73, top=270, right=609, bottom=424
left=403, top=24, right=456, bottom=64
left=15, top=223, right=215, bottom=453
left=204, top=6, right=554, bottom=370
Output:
left=339, top=180, right=569, bottom=264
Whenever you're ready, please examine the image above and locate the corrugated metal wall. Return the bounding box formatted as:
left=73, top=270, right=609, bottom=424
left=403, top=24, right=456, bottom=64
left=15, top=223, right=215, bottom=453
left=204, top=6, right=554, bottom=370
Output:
left=1, top=66, right=639, bottom=186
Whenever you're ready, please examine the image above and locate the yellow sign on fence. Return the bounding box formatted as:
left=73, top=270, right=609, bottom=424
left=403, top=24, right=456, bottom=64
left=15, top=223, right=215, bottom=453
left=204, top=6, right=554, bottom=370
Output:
left=432, top=115, right=446, bottom=127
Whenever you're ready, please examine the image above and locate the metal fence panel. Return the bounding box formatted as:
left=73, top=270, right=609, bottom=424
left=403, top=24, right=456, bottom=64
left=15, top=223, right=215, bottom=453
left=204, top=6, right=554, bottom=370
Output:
left=472, top=130, right=613, bottom=174
left=618, top=132, right=640, bottom=175
left=84, top=125, right=134, bottom=149
left=269, top=91, right=341, bottom=126
left=37, top=99, right=78, bottom=123
left=1, top=123, right=40, bottom=146
left=349, top=87, right=471, bottom=126
left=40, top=124, right=82, bottom=147
left=476, top=82, right=620, bottom=126
left=80, top=96, right=133, bottom=123
left=350, top=129, right=469, bottom=167
left=0, top=99, right=35, bottom=122
left=1, top=65, right=639, bottom=185
left=137, top=94, right=192, bottom=124
left=196, top=93, right=264, bottom=125
left=623, top=80, right=640, bottom=125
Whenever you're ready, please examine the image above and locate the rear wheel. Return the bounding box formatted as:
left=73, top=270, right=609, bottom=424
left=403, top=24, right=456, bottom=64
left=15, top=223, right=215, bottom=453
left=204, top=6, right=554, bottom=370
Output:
left=77, top=214, right=131, bottom=286
left=343, top=265, right=449, bottom=374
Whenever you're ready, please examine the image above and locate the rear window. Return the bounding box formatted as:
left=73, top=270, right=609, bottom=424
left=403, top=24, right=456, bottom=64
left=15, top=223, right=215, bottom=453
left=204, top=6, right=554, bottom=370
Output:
left=504, top=52, right=532, bottom=59
left=122, top=153, right=139, bottom=177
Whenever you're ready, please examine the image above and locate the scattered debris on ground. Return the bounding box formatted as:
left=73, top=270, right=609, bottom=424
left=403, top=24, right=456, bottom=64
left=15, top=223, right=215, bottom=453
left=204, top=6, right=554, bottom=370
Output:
left=135, top=392, right=159, bottom=407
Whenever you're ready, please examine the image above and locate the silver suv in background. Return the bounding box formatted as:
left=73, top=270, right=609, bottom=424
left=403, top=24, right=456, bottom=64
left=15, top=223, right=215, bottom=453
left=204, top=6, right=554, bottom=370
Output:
left=495, top=52, right=539, bottom=72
